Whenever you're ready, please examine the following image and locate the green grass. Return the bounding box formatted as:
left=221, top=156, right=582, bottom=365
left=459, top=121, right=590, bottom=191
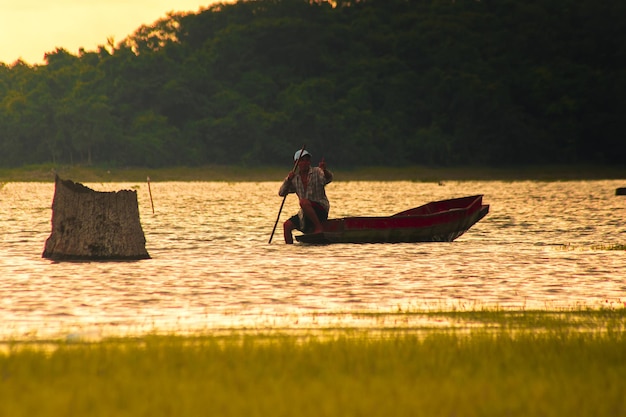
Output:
left=1, top=309, right=625, bottom=417
left=0, top=163, right=625, bottom=182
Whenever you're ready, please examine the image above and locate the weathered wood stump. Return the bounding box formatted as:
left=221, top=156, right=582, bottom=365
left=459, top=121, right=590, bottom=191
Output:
left=42, top=176, right=150, bottom=260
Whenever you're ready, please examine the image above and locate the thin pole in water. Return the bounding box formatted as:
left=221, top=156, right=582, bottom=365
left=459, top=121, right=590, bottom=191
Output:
left=147, top=176, right=155, bottom=214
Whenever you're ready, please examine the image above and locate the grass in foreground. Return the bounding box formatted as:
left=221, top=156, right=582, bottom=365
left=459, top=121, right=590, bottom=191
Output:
left=1, top=310, right=625, bottom=417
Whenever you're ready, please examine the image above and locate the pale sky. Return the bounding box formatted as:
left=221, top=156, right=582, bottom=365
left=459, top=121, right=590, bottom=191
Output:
left=0, top=0, right=225, bottom=65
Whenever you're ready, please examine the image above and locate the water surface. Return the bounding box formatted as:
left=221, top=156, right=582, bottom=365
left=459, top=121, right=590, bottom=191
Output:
left=1, top=180, right=624, bottom=339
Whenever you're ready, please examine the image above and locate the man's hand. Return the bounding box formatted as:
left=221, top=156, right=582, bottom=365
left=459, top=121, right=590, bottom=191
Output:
left=318, top=157, right=326, bottom=171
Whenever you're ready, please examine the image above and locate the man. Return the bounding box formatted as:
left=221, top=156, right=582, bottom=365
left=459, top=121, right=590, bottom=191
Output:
left=279, top=149, right=333, bottom=244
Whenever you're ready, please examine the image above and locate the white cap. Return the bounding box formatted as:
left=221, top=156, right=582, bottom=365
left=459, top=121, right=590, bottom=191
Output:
left=294, top=149, right=311, bottom=161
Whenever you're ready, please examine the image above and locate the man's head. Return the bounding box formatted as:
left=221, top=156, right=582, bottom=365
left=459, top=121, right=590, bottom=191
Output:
left=294, top=149, right=311, bottom=162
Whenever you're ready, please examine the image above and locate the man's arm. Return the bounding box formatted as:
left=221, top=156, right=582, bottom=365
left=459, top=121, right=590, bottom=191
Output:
left=318, top=160, right=333, bottom=184
left=278, top=174, right=295, bottom=196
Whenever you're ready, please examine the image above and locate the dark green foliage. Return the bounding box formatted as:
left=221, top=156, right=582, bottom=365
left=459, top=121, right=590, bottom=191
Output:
left=0, top=0, right=624, bottom=168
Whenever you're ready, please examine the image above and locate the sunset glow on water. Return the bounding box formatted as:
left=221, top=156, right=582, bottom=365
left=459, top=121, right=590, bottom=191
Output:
left=1, top=180, right=625, bottom=340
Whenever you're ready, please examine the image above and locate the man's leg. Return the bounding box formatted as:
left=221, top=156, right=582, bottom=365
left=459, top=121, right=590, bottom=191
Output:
left=299, top=198, right=323, bottom=234
left=283, top=219, right=296, bottom=244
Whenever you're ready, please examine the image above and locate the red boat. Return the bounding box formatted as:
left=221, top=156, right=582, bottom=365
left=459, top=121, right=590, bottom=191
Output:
left=295, top=195, right=489, bottom=244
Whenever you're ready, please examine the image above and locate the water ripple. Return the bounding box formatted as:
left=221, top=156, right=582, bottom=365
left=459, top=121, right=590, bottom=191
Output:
left=0, top=180, right=625, bottom=339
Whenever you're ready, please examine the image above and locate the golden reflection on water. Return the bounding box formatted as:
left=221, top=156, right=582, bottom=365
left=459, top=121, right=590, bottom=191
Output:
left=0, top=180, right=625, bottom=340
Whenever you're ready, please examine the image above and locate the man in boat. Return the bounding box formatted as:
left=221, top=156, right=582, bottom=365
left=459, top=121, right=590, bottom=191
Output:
left=279, top=149, right=333, bottom=244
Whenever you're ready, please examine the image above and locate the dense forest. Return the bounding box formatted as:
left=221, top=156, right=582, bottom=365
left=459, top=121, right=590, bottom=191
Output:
left=0, top=0, right=624, bottom=168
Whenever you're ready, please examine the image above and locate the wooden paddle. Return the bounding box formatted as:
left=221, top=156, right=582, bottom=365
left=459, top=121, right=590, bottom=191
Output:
left=268, top=144, right=306, bottom=244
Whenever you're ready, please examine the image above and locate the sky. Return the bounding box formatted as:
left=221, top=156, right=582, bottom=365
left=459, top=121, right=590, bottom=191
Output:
left=0, top=0, right=225, bottom=65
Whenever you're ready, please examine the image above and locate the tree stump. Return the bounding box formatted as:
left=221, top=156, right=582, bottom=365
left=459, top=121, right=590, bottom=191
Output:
left=42, top=176, right=150, bottom=260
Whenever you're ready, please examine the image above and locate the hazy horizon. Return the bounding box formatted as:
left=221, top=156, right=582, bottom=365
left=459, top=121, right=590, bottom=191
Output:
left=1, top=0, right=225, bottom=65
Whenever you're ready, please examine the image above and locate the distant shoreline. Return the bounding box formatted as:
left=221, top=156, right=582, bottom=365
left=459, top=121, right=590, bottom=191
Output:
left=0, top=164, right=624, bottom=183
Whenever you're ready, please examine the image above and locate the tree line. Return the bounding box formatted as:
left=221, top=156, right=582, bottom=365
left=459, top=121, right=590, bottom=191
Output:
left=1, top=0, right=624, bottom=168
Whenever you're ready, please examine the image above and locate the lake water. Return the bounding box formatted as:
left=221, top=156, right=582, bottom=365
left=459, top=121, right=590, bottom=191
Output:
left=1, top=179, right=625, bottom=340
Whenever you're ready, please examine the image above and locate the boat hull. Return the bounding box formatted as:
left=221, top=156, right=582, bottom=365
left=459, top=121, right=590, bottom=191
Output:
left=296, top=195, right=489, bottom=244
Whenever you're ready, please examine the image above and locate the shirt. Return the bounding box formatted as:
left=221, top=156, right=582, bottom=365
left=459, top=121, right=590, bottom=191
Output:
left=278, top=167, right=333, bottom=211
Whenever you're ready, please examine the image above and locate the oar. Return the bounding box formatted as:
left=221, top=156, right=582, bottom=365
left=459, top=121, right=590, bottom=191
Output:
left=268, top=144, right=306, bottom=244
